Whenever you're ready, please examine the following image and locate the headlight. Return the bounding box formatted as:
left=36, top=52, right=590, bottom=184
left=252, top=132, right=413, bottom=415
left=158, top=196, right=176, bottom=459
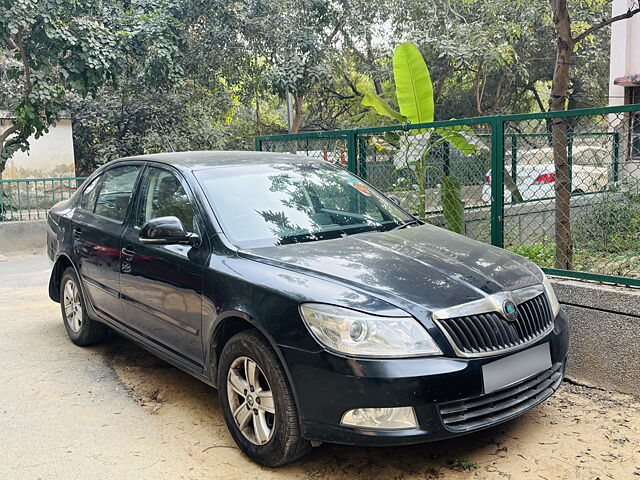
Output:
left=299, top=303, right=441, bottom=358
left=542, top=273, right=561, bottom=317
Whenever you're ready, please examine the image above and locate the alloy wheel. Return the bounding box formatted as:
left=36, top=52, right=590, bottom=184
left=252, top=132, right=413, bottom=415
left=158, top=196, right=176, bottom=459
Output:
left=226, top=356, right=276, bottom=445
left=63, top=279, right=83, bottom=333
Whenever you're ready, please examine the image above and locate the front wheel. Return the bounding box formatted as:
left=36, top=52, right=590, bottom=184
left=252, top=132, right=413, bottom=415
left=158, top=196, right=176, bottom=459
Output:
left=217, top=330, right=311, bottom=466
left=60, top=267, right=109, bottom=346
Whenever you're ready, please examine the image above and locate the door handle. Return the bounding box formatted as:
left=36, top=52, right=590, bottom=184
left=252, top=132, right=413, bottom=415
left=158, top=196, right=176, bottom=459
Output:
left=121, top=246, right=135, bottom=260
left=73, top=227, right=82, bottom=239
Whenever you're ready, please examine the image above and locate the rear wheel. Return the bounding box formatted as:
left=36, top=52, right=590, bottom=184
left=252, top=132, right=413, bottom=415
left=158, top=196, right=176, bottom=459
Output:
left=60, top=267, right=109, bottom=346
left=217, top=330, right=311, bottom=466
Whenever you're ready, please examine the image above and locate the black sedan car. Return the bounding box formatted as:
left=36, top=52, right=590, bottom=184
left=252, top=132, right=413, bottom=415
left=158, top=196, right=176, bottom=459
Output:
left=47, top=151, right=568, bottom=466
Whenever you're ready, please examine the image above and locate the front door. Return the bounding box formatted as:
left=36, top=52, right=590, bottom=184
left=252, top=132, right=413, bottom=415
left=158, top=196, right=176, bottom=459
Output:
left=119, top=166, right=208, bottom=367
left=72, top=164, right=142, bottom=323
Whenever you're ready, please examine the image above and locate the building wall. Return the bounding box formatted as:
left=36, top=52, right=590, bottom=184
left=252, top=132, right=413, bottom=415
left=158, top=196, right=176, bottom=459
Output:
left=608, top=0, right=640, bottom=106
left=0, top=119, right=75, bottom=179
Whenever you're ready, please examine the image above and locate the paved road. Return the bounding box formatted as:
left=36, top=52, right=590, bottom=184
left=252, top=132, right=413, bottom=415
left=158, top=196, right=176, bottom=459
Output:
left=1, top=254, right=638, bottom=480
left=0, top=255, right=196, bottom=479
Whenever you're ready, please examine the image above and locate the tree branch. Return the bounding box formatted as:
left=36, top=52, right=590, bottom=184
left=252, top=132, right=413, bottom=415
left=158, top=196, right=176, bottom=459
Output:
left=341, top=73, right=361, bottom=97
left=528, top=85, right=547, bottom=112
left=573, top=7, right=640, bottom=44
left=4, top=38, right=18, bottom=51
left=17, top=31, right=32, bottom=94
left=0, top=123, right=19, bottom=147
left=322, top=15, right=347, bottom=48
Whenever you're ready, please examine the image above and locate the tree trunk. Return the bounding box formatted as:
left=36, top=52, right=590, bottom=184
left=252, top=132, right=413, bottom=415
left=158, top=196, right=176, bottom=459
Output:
left=290, top=91, right=303, bottom=134
left=0, top=122, right=20, bottom=180
left=549, top=0, right=574, bottom=270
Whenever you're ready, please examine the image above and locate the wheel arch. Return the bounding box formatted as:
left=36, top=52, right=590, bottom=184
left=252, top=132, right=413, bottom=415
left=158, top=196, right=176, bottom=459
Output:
left=49, top=253, right=76, bottom=302
left=207, top=311, right=302, bottom=417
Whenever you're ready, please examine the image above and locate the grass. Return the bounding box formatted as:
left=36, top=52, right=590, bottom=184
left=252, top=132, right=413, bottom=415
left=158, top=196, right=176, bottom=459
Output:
left=448, top=459, right=479, bottom=471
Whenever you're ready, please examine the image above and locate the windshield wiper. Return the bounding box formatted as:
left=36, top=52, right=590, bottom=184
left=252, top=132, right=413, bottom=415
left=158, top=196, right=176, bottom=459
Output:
left=391, top=219, right=421, bottom=230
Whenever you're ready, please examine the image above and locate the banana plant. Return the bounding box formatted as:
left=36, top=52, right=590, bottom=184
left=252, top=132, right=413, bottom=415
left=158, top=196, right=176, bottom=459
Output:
left=362, top=43, right=522, bottom=233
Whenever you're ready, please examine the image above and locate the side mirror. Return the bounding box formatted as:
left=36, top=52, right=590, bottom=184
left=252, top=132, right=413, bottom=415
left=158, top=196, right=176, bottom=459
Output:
left=387, top=194, right=402, bottom=206
left=139, top=216, right=199, bottom=246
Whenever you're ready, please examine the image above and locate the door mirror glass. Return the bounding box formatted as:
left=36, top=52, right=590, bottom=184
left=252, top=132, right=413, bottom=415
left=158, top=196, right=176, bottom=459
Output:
left=139, top=216, right=199, bottom=246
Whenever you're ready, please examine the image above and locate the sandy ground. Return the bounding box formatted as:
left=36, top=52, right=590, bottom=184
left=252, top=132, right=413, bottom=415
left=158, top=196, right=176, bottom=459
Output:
left=1, top=254, right=639, bottom=480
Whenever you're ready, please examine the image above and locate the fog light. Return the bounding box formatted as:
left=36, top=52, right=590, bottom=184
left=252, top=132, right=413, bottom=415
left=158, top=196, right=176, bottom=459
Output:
left=340, top=407, right=418, bottom=430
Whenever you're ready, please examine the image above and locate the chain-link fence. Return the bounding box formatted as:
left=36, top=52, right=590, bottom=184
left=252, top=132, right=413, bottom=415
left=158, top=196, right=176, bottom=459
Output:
left=256, top=104, right=640, bottom=287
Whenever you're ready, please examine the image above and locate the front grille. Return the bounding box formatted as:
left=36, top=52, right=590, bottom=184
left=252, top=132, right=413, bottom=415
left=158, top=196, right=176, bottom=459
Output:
left=438, top=362, right=563, bottom=432
left=436, top=293, right=553, bottom=356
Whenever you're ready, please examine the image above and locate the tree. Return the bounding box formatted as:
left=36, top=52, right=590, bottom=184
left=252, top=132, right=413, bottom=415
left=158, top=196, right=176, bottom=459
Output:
left=0, top=0, right=183, bottom=176
left=549, top=0, right=640, bottom=269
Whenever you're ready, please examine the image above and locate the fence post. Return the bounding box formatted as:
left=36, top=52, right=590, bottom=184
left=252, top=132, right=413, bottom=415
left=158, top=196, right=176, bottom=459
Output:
left=490, top=117, right=505, bottom=248
left=346, top=131, right=357, bottom=174
left=612, top=132, right=620, bottom=183
left=254, top=137, right=263, bottom=152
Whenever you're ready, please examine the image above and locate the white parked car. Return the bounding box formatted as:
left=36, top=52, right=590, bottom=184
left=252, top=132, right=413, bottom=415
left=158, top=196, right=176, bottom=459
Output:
left=482, top=145, right=612, bottom=203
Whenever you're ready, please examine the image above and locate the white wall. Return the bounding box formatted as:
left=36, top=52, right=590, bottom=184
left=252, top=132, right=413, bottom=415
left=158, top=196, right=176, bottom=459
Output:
left=1, top=119, right=75, bottom=179
left=609, top=0, right=640, bottom=106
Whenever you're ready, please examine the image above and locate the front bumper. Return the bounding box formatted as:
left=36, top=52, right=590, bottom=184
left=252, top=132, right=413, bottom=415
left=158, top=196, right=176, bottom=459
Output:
left=280, top=312, right=569, bottom=446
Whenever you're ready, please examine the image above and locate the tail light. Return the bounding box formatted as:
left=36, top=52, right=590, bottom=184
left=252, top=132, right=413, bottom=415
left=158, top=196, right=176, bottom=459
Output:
left=534, top=173, right=556, bottom=184
left=484, top=175, right=491, bottom=184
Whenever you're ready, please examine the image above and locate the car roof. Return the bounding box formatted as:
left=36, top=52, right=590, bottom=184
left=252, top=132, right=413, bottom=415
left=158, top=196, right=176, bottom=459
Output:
left=112, top=151, right=323, bottom=171
left=520, top=145, right=608, bottom=156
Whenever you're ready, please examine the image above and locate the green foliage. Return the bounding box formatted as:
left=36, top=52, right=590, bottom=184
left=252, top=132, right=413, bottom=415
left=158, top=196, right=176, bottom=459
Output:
left=392, top=43, right=434, bottom=124
left=0, top=0, right=614, bottom=175
left=573, top=181, right=640, bottom=253
left=508, top=237, right=556, bottom=268
left=441, top=176, right=464, bottom=234
left=361, top=91, right=406, bottom=123
left=0, top=0, right=184, bottom=169
left=448, top=459, right=479, bottom=471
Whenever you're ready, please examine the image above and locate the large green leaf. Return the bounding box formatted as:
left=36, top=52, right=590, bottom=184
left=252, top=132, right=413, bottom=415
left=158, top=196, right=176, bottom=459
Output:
left=441, top=176, right=464, bottom=234
left=361, top=91, right=406, bottom=123
left=435, top=125, right=485, bottom=155
left=393, top=43, right=434, bottom=124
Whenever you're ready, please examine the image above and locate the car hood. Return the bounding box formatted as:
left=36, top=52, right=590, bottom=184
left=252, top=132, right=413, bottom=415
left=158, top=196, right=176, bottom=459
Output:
left=240, top=224, right=542, bottom=313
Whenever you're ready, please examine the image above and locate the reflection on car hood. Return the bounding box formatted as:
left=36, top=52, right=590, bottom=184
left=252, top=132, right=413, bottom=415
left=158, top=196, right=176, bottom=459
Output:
left=240, top=224, right=542, bottom=312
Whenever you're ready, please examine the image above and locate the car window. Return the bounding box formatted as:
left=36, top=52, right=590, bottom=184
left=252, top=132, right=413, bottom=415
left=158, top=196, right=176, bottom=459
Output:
left=195, top=162, right=412, bottom=248
left=137, top=167, right=195, bottom=232
left=94, top=165, right=141, bottom=222
left=79, top=175, right=102, bottom=211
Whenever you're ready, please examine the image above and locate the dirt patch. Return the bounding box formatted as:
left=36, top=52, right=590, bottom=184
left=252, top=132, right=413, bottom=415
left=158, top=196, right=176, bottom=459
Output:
left=106, top=336, right=640, bottom=479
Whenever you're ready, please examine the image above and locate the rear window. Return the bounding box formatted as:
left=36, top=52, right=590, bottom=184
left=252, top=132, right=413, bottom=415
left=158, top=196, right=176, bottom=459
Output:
left=93, top=166, right=141, bottom=222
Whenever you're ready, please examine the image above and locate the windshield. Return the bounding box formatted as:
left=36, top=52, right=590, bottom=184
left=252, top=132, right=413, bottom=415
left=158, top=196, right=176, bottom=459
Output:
left=195, top=162, right=413, bottom=248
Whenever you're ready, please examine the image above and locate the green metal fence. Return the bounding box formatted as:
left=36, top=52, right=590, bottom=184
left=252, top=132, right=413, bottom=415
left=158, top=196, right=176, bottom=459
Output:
left=256, top=104, right=640, bottom=287
left=0, top=177, right=86, bottom=221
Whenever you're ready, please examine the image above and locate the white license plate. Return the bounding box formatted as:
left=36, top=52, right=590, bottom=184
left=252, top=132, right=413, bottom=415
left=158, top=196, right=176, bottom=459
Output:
left=482, top=343, right=552, bottom=394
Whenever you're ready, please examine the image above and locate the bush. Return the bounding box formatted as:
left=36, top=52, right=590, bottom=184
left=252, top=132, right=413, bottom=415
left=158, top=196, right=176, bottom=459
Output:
left=573, top=179, right=640, bottom=253
left=508, top=237, right=556, bottom=267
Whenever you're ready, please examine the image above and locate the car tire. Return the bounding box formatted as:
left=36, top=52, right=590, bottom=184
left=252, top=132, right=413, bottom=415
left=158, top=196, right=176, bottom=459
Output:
left=59, top=267, right=109, bottom=346
left=217, top=329, right=311, bottom=467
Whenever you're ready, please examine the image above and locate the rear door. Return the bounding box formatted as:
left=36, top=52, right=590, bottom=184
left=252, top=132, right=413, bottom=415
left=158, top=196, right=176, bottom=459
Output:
left=72, top=163, right=143, bottom=323
left=119, top=165, right=208, bottom=367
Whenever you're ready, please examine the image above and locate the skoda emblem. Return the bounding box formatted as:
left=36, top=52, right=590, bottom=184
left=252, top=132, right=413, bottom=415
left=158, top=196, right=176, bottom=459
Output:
left=503, top=300, right=518, bottom=321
